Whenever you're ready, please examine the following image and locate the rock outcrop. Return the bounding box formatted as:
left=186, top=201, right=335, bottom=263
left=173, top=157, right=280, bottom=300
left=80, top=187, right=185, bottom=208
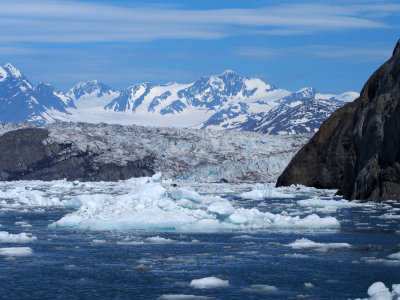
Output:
left=276, top=40, right=400, bottom=202
left=0, top=128, right=154, bottom=181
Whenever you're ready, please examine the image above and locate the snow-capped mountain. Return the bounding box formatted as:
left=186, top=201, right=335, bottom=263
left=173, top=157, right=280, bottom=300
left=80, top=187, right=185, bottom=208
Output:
left=0, top=63, right=74, bottom=124
left=0, top=64, right=359, bottom=134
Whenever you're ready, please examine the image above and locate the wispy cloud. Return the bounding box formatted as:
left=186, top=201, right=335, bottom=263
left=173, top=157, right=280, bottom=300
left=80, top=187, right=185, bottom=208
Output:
left=234, top=45, right=393, bottom=62
left=0, top=0, right=397, bottom=43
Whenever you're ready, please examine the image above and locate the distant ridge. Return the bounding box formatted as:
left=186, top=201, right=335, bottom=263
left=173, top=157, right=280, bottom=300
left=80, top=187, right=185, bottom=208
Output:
left=0, top=64, right=359, bottom=134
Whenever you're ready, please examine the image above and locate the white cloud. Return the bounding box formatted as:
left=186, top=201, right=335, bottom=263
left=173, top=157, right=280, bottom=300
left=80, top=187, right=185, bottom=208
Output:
left=0, top=0, right=397, bottom=43
left=234, top=45, right=393, bottom=62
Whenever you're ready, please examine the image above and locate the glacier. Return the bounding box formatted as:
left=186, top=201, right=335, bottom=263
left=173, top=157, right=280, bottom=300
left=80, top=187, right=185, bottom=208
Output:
left=0, top=122, right=310, bottom=183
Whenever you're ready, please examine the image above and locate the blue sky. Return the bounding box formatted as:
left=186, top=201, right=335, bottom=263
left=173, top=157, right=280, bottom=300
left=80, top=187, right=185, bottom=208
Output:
left=1, top=0, right=399, bottom=93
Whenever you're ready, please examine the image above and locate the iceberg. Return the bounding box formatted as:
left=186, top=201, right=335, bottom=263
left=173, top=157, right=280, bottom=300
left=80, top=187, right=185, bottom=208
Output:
left=50, top=175, right=340, bottom=232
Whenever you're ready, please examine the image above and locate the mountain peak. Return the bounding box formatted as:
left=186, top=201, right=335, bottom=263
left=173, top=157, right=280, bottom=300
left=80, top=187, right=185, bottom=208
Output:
left=3, top=63, right=22, bottom=78
left=220, top=70, right=238, bottom=76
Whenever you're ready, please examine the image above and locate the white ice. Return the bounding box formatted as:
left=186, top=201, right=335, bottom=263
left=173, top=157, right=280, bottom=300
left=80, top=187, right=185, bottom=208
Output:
left=240, top=184, right=294, bottom=199
left=0, top=247, right=33, bottom=256
left=241, top=284, right=278, bottom=293
left=189, top=277, right=229, bottom=289
left=297, top=198, right=361, bottom=213
left=49, top=175, right=340, bottom=232
left=353, top=282, right=400, bottom=300
left=388, top=252, right=400, bottom=260
left=287, top=238, right=351, bottom=251
left=0, top=231, right=37, bottom=243
left=158, top=295, right=212, bottom=300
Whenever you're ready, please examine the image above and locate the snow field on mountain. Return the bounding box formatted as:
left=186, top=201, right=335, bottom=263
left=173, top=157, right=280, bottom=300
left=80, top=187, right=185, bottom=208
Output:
left=0, top=64, right=359, bottom=133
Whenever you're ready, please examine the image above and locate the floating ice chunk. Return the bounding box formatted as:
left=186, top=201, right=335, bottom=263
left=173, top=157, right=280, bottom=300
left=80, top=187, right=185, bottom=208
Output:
left=240, top=185, right=294, bottom=199
left=376, top=213, right=400, bottom=219
left=352, top=282, right=400, bottom=300
left=388, top=252, right=400, bottom=260
left=190, top=277, right=229, bottom=289
left=144, top=236, right=175, bottom=244
left=283, top=253, right=309, bottom=259
left=158, top=295, right=213, bottom=300
left=50, top=177, right=340, bottom=232
left=0, top=247, right=33, bottom=256
left=91, top=239, right=106, bottom=244
left=304, top=283, right=314, bottom=289
left=287, top=238, right=351, bottom=251
left=232, top=235, right=255, bottom=239
left=0, top=231, right=37, bottom=243
left=362, top=257, right=400, bottom=266
left=297, top=198, right=361, bottom=212
left=241, top=284, right=278, bottom=293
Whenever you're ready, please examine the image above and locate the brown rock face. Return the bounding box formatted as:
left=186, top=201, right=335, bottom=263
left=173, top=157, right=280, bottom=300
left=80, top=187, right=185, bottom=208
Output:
left=0, top=128, right=154, bottom=181
left=276, top=40, right=400, bottom=202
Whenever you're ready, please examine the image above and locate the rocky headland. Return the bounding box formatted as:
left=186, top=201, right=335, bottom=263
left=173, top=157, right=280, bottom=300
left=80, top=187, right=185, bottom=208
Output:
left=277, top=40, right=400, bottom=202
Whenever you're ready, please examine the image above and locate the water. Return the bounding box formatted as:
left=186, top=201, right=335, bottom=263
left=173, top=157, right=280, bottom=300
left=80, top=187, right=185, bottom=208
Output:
left=0, top=180, right=399, bottom=299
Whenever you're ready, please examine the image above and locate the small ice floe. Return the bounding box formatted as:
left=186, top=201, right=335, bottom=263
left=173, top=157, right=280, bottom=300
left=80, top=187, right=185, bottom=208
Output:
left=286, top=238, right=351, bottom=251
left=14, top=221, right=32, bottom=227
left=353, top=282, right=400, bottom=300
left=240, top=184, right=294, bottom=199
left=189, top=277, right=229, bottom=289
left=158, top=295, right=213, bottom=300
left=117, top=238, right=143, bottom=245
left=91, top=239, right=106, bottom=244
left=376, top=213, right=400, bottom=220
left=297, top=197, right=361, bottom=213
left=304, top=283, right=314, bottom=289
left=388, top=252, right=400, bottom=260
left=0, top=231, right=37, bottom=243
left=0, top=247, right=33, bottom=256
left=232, top=234, right=255, bottom=239
left=283, top=253, right=310, bottom=259
left=143, top=236, right=176, bottom=244
left=361, top=257, right=400, bottom=267
left=241, top=284, right=278, bottom=293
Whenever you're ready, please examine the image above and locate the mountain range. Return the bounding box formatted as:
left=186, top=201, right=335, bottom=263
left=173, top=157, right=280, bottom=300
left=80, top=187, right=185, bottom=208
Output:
left=0, top=63, right=359, bottom=134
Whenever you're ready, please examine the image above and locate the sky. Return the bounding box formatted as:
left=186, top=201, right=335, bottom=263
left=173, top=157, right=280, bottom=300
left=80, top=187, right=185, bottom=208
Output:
left=0, top=0, right=399, bottom=93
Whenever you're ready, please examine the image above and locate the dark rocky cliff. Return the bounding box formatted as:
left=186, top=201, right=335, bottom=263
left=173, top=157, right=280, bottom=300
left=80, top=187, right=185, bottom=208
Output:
left=277, top=40, right=400, bottom=202
left=0, top=128, right=154, bottom=181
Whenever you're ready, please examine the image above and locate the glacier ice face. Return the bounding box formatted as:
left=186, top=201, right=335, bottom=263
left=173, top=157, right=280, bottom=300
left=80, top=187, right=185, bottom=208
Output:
left=49, top=175, right=340, bottom=232
left=0, top=122, right=310, bottom=183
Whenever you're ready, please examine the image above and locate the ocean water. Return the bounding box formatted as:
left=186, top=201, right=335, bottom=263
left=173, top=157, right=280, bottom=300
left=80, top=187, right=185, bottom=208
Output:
left=0, top=178, right=399, bottom=299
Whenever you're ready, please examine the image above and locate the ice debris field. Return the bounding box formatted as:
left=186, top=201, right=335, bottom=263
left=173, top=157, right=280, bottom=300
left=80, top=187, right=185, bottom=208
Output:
left=0, top=174, right=399, bottom=299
